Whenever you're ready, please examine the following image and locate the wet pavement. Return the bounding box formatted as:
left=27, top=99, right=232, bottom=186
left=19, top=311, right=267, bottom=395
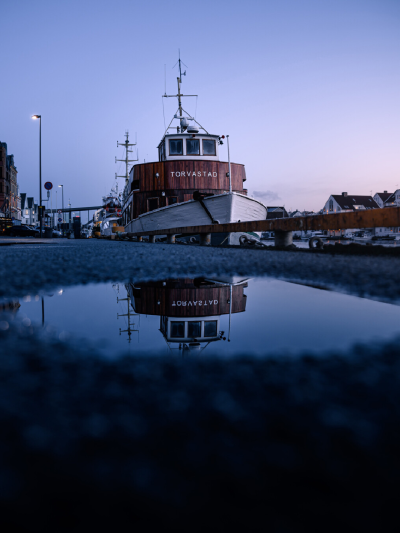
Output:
left=1, top=239, right=400, bottom=531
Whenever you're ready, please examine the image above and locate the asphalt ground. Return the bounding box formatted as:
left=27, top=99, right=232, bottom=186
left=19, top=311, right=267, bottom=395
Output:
left=0, top=238, right=398, bottom=301
left=1, top=239, right=400, bottom=532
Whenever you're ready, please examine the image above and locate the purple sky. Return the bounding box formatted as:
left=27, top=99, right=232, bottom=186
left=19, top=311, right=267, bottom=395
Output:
left=2, top=0, right=399, bottom=213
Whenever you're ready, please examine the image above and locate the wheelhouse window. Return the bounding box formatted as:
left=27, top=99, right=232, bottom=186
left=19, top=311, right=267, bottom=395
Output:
left=167, top=197, right=178, bottom=205
left=186, top=138, right=200, bottom=155
left=204, top=320, right=218, bottom=337
left=159, top=143, right=165, bottom=161
left=148, top=198, right=159, bottom=212
left=188, top=321, right=201, bottom=338
left=203, top=139, right=216, bottom=156
left=170, top=321, right=185, bottom=338
left=169, top=139, right=183, bottom=155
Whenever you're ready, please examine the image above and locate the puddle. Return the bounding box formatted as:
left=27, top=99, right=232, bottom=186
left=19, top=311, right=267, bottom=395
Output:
left=2, top=277, right=400, bottom=358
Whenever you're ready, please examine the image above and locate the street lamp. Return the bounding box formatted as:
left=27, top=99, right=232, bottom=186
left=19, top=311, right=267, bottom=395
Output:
left=32, top=115, right=42, bottom=237
left=58, top=185, right=64, bottom=236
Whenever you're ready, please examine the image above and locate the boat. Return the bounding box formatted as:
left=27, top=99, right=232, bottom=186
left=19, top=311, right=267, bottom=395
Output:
left=99, top=187, right=123, bottom=236
left=121, top=57, right=267, bottom=245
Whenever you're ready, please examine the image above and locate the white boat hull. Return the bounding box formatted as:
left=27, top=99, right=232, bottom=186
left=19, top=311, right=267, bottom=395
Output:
left=125, top=192, right=266, bottom=243
left=100, top=216, right=121, bottom=236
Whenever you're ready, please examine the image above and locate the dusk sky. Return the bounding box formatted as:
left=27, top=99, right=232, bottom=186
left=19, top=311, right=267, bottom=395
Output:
left=2, top=0, right=399, bottom=213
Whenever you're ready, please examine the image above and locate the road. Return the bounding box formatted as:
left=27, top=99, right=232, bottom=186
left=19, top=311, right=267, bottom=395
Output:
left=0, top=238, right=398, bottom=301
left=1, top=239, right=400, bottom=531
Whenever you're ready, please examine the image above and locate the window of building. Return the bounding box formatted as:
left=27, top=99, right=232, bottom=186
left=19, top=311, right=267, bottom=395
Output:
left=168, top=197, right=178, bottom=205
left=169, top=139, right=183, bottom=155
left=329, top=200, right=333, bottom=211
left=203, top=139, right=216, bottom=156
left=188, top=321, right=201, bottom=338
left=204, top=320, right=218, bottom=337
left=170, top=321, right=185, bottom=338
left=148, top=198, right=159, bottom=212
left=186, top=138, right=200, bottom=155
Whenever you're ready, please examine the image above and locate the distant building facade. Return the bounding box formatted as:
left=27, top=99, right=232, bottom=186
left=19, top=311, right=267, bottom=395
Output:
left=373, top=191, right=393, bottom=208
left=20, top=193, right=38, bottom=225
left=0, top=142, right=20, bottom=220
left=373, top=190, right=400, bottom=235
left=382, top=190, right=400, bottom=208
left=266, top=206, right=289, bottom=219
left=322, top=192, right=379, bottom=237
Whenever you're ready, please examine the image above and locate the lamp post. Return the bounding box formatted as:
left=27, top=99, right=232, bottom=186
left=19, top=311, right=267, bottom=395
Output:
left=58, top=185, right=64, bottom=236
left=32, top=115, right=42, bottom=237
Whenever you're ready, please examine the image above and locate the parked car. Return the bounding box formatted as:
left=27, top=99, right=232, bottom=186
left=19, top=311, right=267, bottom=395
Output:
left=5, top=225, right=40, bottom=237
left=33, top=226, right=63, bottom=238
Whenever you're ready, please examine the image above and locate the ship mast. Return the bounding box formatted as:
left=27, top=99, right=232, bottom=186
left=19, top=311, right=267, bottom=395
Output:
left=176, top=53, right=186, bottom=118
left=162, top=53, right=208, bottom=136
left=115, top=131, right=138, bottom=187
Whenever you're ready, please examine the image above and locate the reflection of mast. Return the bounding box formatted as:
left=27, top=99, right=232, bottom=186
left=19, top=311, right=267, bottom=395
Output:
left=228, top=284, right=232, bottom=342
left=117, top=294, right=139, bottom=343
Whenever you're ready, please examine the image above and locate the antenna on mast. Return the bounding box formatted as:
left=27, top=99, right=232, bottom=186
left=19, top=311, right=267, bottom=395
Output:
left=162, top=54, right=207, bottom=136
left=172, top=50, right=188, bottom=117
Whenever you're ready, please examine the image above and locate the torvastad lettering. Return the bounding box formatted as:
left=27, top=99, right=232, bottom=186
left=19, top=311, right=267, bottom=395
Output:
left=171, top=172, right=218, bottom=178
left=172, top=300, right=218, bottom=306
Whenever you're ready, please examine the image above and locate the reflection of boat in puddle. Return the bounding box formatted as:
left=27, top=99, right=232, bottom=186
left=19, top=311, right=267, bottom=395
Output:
left=125, top=277, right=248, bottom=352
left=0, top=300, right=20, bottom=313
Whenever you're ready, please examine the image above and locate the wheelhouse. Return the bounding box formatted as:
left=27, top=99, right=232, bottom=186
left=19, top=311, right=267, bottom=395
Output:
left=158, top=134, right=220, bottom=162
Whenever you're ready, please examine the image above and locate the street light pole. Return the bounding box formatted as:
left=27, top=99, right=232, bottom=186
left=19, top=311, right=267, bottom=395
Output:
left=32, top=115, right=42, bottom=237
left=59, top=185, right=64, bottom=236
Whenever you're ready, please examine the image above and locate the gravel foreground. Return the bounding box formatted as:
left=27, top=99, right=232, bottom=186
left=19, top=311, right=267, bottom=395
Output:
left=0, top=238, right=399, bottom=301
left=1, top=240, right=400, bottom=531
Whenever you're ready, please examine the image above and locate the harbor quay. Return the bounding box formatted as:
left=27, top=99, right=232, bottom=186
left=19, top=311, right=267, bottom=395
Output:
left=1, top=239, right=400, bottom=531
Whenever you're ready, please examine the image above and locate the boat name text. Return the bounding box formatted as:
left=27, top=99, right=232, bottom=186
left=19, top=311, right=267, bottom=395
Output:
left=172, top=300, right=218, bottom=307
left=171, top=171, right=218, bottom=178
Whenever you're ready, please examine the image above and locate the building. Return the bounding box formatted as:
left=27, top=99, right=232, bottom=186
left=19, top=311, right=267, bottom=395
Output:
left=373, top=191, right=393, bottom=208
left=266, top=206, right=288, bottom=219
left=20, top=193, right=38, bottom=225
left=382, top=190, right=400, bottom=208
left=322, top=192, right=379, bottom=237
left=373, top=190, right=400, bottom=236
left=0, top=142, right=20, bottom=221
